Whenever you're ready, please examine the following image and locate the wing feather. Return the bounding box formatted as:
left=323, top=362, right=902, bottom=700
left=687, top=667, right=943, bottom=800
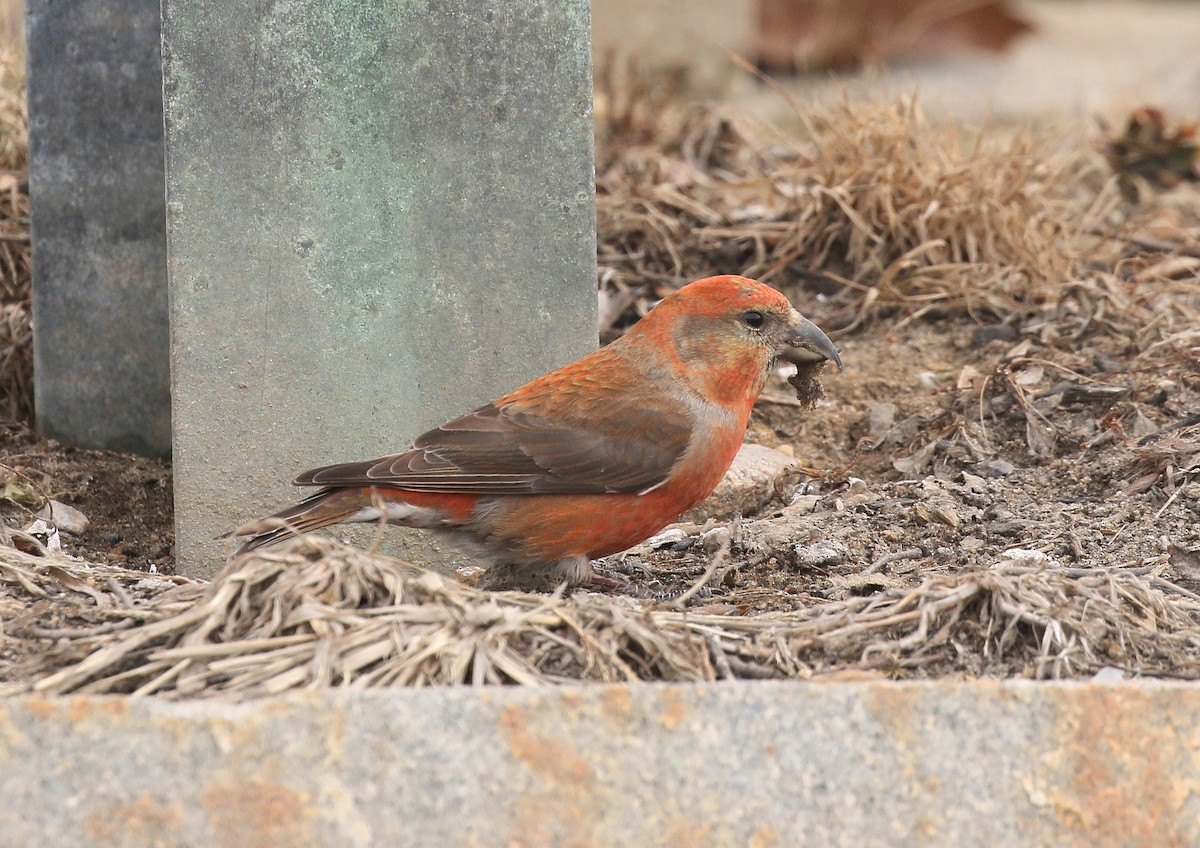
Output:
left=293, top=396, right=692, bottom=495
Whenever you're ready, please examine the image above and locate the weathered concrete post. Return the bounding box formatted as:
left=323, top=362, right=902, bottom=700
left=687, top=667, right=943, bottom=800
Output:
left=25, top=0, right=170, bottom=456
left=162, top=1, right=597, bottom=576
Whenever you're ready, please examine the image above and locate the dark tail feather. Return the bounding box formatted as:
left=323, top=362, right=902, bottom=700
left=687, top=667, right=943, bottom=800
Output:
left=219, top=488, right=365, bottom=556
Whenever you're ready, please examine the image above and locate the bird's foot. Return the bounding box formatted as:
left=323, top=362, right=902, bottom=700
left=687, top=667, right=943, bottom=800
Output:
left=585, top=563, right=712, bottom=603
left=596, top=556, right=656, bottom=579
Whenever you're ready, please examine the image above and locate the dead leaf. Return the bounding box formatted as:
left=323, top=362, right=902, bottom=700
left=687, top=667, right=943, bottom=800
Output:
left=893, top=440, right=938, bottom=476
left=1004, top=338, right=1034, bottom=360
left=867, top=402, right=897, bottom=447
left=1025, top=414, right=1056, bottom=457
left=44, top=566, right=112, bottom=607
left=1014, top=365, right=1044, bottom=386
left=0, top=479, right=43, bottom=508
left=957, top=365, right=983, bottom=390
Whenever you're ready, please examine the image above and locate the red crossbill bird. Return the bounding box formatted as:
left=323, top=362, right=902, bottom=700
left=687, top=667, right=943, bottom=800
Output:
left=225, top=275, right=840, bottom=589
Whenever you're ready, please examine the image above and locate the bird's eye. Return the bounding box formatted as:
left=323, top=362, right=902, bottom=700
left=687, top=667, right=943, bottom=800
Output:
left=742, top=310, right=765, bottom=328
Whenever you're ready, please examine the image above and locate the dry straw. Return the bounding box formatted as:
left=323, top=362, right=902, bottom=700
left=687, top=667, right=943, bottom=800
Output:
left=4, top=536, right=1198, bottom=699
left=596, top=86, right=1105, bottom=333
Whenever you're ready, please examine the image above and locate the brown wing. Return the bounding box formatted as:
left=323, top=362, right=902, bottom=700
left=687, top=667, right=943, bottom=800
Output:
left=293, top=398, right=693, bottom=495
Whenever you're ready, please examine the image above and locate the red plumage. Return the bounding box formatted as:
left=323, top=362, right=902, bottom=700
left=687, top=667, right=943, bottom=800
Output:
left=225, top=275, right=840, bottom=589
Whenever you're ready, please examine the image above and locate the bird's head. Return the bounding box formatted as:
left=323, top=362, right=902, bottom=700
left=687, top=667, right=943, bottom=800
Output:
left=629, top=275, right=841, bottom=408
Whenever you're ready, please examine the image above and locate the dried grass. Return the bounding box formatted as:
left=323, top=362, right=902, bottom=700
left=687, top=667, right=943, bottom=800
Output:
left=596, top=82, right=1121, bottom=335
left=5, top=537, right=1197, bottom=699
left=0, top=44, right=28, bottom=421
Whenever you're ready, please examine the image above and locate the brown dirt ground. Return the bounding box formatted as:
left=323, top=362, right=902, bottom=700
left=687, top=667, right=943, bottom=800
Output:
left=615, top=314, right=1200, bottom=612
left=0, top=423, right=174, bottom=573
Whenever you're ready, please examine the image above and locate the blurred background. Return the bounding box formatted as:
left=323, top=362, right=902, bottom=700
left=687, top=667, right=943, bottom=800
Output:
left=592, top=0, right=1200, bottom=123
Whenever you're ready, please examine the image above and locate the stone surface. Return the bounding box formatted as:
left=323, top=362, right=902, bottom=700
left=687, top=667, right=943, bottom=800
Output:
left=685, top=443, right=797, bottom=523
left=2, top=682, right=1199, bottom=846
left=25, top=0, right=170, bottom=456
left=162, top=0, right=597, bottom=577
left=36, top=500, right=89, bottom=535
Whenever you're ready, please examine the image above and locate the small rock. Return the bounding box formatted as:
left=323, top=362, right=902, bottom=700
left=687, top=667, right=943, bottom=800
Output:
left=455, top=565, right=487, bottom=584
left=971, top=459, right=1015, bottom=479
left=644, top=528, right=688, bottom=548
left=971, top=324, right=1017, bottom=347
left=918, top=371, right=939, bottom=389
left=1000, top=547, right=1057, bottom=566
left=1091, top=666, right=1126, bottom=683
left=38, top=500, right=91, bottom=535
left=845, top=477, right=867, bottom=493
left=988, top=519, right=1038, bottom=538
left=700, top=526, right=730, bottom=554
left=961, top=472, right=989, bottom=493
left=685, top=443, right=797, bottom=523
left=793, top=540, right=848, bottom=568
left=788, top=494, right=821, bottom=514
left=795, top=480, right=822, bottom=496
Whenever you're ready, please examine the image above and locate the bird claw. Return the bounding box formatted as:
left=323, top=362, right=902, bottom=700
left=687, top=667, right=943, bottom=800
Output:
left=595, top=557, right=655, bottom=579
left=585, top=564, right=712, bottom=603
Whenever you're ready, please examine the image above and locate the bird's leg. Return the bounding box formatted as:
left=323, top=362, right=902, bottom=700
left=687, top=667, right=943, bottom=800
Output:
left=552, top=555, right=633, bottom=591
left=583, top=562, right=636, bottom=591
left=596, top=556, right=656, bottom=580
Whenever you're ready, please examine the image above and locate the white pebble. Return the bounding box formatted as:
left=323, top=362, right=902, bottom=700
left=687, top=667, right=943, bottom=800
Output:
left=1000, top=547, right=1058, bottom=567
left=789, top=495, right=821, bottom=514
left=645, top=528, right=688, bottom=548
left=794, top=540, right=849, bottom=567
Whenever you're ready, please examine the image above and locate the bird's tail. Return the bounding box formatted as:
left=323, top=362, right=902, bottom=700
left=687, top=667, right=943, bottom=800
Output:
left=219, top=487, right=370, bottom=556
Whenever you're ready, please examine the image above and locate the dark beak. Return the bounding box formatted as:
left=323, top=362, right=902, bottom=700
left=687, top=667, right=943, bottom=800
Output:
left=779, top=317, right=842, bottom=370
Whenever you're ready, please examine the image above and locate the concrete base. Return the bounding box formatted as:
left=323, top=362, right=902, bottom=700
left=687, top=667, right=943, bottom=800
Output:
left=2, top=681, right=1196, bottom=846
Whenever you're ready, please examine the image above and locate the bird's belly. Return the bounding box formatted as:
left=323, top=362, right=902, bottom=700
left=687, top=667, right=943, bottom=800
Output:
left=472, top=491, right=684, bottom=562
left=474, top=435, right=741, bottom=563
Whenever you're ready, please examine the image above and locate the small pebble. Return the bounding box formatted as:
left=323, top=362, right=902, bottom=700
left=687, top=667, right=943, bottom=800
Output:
left=845, top=477, right=867, bottom=493
left=988, top=519, right=1037, bottom=537
left=960, top=472, right=989, bottom=493
left=1000, top=547, right=1058, bottom=567
left=972, top=459, right=1015, bottom=479
left=700, top=526, right=730, bottom=554
left=645, top=528, right=688, bottom=548
left=971, top=324, right=1017, bottom=347
left=794, top=540, right=849, bottom=568
left=918, top=371, right=939, bottom=389
left=37, top=500, right=90, bottom=535
left=789, top=495, right=821, bottom=514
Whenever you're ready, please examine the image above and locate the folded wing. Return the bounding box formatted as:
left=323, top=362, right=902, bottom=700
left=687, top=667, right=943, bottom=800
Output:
left=293, top=397, right=693, bottom=496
